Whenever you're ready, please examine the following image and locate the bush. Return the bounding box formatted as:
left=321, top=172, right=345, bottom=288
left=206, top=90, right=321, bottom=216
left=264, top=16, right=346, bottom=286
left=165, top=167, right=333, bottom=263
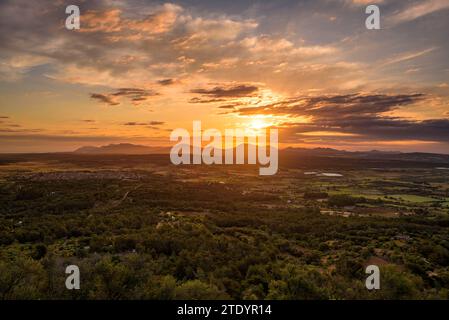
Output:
left=32, top=244, right=47, bottom=260
left=15, top=188, right=44, bottom=200
left=174, top=280, right=229, bottom=300
left=328, top=195, right=358, bottom=207
left=304, top=191, right=328, bottom=200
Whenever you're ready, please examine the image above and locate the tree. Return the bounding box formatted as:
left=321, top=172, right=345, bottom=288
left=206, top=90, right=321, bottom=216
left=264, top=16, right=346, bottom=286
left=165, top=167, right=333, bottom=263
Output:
left=174, top=280, right=229, bottom=300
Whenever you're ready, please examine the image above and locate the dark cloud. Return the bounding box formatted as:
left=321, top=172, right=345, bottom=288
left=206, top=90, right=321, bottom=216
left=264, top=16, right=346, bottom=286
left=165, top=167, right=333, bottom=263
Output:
left=123, top=121, right=165, bottom=126
left=189, top=97, right=226, bottom=104
left=112, top=88, right=158, bottom=98
left=90, top=93, right=120, bottom=106
left=91, top=88, right=158, bottom=106
left=149, top=121, right=165, bottom=126
left=236, top=93, right=449, bottom=143
left=157, top=79, right=175, bottom=86
left=191, top=84, right=258, bottom=98
left=302, top=93, right=425, bottom=118
left=354, top=118, right=449, bottom=141
left=0, top=116, right=9, bottom=119
left=124, top=122, right=145, bottom=126
left=0, top=133, right=122, bottom=142
left=0, top=128, right=43, bottom=133
left=281, top=118, right=449, bottom=143
left=218, top=101, right=249, bottom=109
left=237, top=93, right=425, bottom=117
left=218, top=105, right=237, bottom=109
left=112, top=88, right=158, bottom=104
left=81, top=119, right=96, bottom=123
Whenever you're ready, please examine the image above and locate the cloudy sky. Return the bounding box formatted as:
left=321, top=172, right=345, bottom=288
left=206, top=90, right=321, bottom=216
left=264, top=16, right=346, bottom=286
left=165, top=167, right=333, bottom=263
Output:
left=0, top=0, right=448, bottom=153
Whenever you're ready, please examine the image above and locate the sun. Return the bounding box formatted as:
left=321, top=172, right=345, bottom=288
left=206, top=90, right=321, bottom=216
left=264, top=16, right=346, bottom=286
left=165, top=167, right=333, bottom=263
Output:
left=249, top=118, right=270, bottom=130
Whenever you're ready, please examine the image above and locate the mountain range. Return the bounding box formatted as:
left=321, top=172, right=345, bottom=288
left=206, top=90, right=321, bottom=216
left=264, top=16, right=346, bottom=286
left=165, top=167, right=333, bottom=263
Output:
left=73, top=143, right=449, bottom=164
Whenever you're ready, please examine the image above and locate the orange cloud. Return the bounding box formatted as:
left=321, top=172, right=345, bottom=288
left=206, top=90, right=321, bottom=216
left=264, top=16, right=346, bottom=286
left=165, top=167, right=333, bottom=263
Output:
left=80, top=3, right=182, bottom=39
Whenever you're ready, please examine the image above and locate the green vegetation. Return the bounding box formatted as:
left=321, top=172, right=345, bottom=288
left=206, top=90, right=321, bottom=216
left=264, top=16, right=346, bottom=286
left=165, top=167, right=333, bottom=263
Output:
left=0, top=154, right=448, bottom=299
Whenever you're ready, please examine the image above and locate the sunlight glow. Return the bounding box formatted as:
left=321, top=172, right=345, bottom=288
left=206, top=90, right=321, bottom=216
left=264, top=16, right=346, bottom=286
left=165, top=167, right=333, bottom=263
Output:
left=249, top=118, right=271, bottom=130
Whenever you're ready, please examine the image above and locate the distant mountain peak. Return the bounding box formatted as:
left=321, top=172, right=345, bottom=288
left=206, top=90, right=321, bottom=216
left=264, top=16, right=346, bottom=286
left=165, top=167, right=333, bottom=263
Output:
left=74, top=143, right=168, bottom=154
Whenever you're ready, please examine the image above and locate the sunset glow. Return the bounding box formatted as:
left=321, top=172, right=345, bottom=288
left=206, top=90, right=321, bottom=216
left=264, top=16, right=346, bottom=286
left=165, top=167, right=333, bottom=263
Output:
left=0, top=0, right=448, bottom=153
left=248, top=118, right=272, bottom=130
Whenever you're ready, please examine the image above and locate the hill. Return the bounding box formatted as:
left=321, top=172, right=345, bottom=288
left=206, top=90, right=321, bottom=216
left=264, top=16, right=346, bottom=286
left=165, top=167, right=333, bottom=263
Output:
left=74, top=143, right=169, bottom=155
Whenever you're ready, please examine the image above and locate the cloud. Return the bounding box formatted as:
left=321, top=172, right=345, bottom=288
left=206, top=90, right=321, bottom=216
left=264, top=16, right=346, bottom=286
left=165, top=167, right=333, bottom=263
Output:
left=189, top=97, right=226, bottom=104
left=381, top=48, right=437, bottom=66
left=218, top=105, right=236, bottom=109
left=0, top=127, right=43, bottom=133
left=91, top=88, right=158, bottom=106
left=0, top=0, right=448, bottom=153
left=0, top=0, right=344, bottom=94
left=123, top=121, right=165, bottom=126
left=390, top=0, right=449, bottom=23
left=0, top=133, right=122, bottom=142
left=0, top=54, right=50, bottom=82
left=236, top=93, right=425, bottom=117
left=346, top=0, right=384, bottom=6
left=148, top=121, right=165, bottom=126
left=80, top=4, right=182, bottom=38
left=191, top=84, right=259, bottom=98
left=240, top=36, right=337, bottom=57
left=111, top=88, right=158, bottom=101
left=283, top=118, right=449, bottom=144
left=11, top=0, right=257, bottom=99
left=233, top=92, right=449, bottom=143
left=90, top=93, right=120, bottom=106
left=157, top=79, right=175, bottom=86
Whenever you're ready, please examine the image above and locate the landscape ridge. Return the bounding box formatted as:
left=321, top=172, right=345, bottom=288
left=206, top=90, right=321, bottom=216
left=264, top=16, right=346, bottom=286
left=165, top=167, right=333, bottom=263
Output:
left=71, top=143, right=449, bottom=164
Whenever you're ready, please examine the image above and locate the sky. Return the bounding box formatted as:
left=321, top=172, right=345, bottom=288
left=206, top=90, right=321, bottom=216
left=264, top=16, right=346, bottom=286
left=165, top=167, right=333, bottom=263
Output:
left=0, top=0, right=448, bottom=153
